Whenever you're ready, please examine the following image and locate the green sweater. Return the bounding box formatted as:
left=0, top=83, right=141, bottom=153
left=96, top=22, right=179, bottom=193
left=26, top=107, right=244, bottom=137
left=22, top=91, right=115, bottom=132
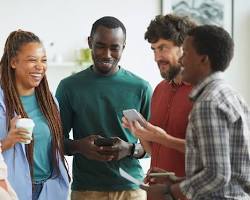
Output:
left=56, top=66, right=152, bottom=191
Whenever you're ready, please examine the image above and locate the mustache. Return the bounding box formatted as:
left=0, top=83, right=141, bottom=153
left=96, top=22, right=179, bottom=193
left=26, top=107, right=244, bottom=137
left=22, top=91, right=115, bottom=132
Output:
left=97, top=58, right=115, bottom=63
left=157, top=60, right=169, bottom=66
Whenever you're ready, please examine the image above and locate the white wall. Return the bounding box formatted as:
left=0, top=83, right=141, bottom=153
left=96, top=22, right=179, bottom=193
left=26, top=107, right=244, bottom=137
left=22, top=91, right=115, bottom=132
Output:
left=0, top=0, right=162, bottom=92
left=0, top=0, right=162, bottom=174
left=225, top=0, right=250, bottom=102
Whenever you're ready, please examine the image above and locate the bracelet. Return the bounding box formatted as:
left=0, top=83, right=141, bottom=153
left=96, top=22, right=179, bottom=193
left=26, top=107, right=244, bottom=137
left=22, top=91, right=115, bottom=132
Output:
left=129, top=143, right=135, bottom=157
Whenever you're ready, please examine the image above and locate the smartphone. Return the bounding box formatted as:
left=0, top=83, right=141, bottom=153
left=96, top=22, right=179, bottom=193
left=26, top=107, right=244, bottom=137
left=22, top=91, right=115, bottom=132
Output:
left=122, top=109, right=146, bottom=127
left=94, top=138, right=115, bottom=146
left=148, top=172, right=175, bottom=177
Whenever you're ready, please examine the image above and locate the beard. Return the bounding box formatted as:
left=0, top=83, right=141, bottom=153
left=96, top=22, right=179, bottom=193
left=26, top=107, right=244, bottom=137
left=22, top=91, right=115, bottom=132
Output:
left=160, top=64, right=182, bottom=81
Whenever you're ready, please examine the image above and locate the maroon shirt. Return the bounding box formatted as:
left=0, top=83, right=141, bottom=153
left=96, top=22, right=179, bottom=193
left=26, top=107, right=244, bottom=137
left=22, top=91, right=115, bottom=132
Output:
left=150, top=80, right=192, bottom=177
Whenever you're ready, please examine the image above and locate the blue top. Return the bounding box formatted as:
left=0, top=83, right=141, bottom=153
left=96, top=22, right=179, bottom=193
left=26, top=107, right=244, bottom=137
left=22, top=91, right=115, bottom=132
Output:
left=20, top=94, right=52, bottom=182
left=0, top=88, right=69, bottom=200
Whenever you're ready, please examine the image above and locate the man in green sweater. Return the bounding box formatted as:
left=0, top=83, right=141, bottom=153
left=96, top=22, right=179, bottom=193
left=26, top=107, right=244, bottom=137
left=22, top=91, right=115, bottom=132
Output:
left=56, top=16, right=152, bottom=200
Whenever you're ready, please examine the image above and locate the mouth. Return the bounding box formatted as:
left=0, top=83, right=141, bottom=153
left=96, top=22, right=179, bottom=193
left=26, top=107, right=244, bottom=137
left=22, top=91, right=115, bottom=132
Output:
left=29, top=73, right=43, bottom=81
left=97, top=59, right=116, bottom=68
left=158, top=61, right=170, bottom=69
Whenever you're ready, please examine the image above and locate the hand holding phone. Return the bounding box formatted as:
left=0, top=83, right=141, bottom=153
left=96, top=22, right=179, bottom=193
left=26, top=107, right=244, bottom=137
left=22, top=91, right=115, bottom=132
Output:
left=148, top=172, right=175, bottom=177
left=148, top=172, right=179, bottom=182
left=94, top=138, right=115, bottom=146
left=122, top=109, right=146, bottom=127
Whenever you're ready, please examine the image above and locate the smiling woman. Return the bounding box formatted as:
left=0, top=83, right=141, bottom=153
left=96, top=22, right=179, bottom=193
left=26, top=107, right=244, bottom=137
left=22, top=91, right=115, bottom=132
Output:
left=10, top=42, right=47, bottom=96
left=0, top=30, right=70, bottom=200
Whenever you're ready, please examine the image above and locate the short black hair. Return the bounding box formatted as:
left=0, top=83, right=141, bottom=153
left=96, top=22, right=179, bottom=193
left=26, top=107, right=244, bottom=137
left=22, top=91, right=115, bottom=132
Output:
left=145, top=14, right=196, bottom=46
left=188, top=25, right=234, bottom=72
left=90, top=16, right=126, bottom=40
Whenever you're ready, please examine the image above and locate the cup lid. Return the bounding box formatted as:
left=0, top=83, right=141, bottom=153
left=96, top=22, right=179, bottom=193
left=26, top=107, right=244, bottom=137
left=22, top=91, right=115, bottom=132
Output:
left=16, top=118, right=35, bottom=127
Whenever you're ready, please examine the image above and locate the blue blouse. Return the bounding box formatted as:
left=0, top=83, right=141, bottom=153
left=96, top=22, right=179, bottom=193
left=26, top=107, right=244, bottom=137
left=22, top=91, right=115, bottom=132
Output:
left=0, top=88, right=69, bottom=200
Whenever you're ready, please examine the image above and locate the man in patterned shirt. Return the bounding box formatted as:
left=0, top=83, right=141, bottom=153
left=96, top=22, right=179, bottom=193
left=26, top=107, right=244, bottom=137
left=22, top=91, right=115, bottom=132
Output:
left=142, top=25, right=250, bottom=199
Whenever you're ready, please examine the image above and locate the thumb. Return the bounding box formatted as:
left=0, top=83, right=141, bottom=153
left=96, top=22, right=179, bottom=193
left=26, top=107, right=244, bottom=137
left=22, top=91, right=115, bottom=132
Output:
left=140, top=184, right=149, bottom=191
left=10, top=115, right=21, bottom=129
left=145, top=122, right=157, bottom=132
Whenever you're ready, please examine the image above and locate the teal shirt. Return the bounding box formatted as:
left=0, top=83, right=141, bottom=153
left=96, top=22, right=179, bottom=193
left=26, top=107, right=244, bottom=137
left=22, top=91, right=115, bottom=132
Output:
left=56, top=66, right=152, bottom=191
left=21, top=94, right=52, bottom=182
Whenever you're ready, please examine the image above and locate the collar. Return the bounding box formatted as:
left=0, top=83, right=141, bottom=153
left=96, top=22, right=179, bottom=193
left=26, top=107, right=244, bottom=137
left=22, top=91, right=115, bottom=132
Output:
left=168, top=79, right=190, bottom=87
left=189, top=72, right=224, bottom=101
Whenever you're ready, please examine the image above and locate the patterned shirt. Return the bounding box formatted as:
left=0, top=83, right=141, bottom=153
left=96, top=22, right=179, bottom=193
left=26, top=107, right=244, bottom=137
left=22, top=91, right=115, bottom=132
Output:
left=180, top=72, right=250, bottom=199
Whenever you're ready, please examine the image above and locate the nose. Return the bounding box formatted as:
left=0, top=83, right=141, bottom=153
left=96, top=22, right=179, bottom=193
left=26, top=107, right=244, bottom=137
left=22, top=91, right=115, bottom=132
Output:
left=103, top=48, right=112, bottom=58
left=154, top=50, right=162, bottom=62
left=35, top=61, right=46, bottom=70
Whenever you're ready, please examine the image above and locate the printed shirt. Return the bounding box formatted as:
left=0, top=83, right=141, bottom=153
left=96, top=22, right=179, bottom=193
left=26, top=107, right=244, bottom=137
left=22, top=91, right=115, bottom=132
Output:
left=180, top=72, right=250, bottom=199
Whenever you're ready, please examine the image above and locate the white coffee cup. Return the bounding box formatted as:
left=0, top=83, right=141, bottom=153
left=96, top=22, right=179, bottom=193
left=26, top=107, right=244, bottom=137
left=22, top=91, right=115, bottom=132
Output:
left=16, top=118, right=35, bottom=144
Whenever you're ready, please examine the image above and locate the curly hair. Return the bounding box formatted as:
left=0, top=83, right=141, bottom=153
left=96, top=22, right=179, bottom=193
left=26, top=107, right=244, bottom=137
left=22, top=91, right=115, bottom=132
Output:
left=188, top=25, right=234, bottom=72
left=145, top=14, right=196, bottom=46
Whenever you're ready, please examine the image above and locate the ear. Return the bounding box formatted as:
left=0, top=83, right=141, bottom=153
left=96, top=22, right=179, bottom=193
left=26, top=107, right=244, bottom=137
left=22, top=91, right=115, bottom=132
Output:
left=177, top=47, right=183, bottom=58
left=88, top=37, right=92, bottom=49
left=10, top=57, right=17, bottom=69
left=122, top=42, right=126, bottom=50
left=201, top=55, right=209, bottom=66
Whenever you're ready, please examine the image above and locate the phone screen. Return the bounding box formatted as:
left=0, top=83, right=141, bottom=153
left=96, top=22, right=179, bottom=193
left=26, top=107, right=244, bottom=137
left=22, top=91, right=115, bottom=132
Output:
left=94, top=138, right=115, bottom=146
left=122, top=109, right=146, bottom=127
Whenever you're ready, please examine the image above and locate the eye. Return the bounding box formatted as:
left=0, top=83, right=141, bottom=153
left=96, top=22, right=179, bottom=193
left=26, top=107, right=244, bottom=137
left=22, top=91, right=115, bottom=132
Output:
left=27, top=59, right=37, bottom=63
left=110, top=46, right=120, bottom=52
left=94, top=44, right=105, bottom=49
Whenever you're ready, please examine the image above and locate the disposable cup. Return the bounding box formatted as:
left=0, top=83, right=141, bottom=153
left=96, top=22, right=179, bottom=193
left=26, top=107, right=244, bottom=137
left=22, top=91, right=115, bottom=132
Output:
left=16, top=118, right=35, bottom=144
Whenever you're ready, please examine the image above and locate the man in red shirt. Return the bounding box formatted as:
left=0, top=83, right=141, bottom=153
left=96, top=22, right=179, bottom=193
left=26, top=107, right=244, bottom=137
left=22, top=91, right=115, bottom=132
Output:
left=123, top=15, right=195, bottom=180
left=143, top=14, right=196, bottom=178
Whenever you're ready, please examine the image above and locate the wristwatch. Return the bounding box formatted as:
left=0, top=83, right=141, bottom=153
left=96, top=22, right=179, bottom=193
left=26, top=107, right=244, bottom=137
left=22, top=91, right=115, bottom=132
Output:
left=130, top=143, right=146, bottom=159
left=133, top=143, right=141, bottom=157
left=129, top=143, right=135, bottom=157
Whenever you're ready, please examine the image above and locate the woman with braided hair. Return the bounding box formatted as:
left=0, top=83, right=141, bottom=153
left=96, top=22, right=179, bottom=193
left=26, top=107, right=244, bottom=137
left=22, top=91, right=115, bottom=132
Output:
left=0, top=30, right=70, bottom=200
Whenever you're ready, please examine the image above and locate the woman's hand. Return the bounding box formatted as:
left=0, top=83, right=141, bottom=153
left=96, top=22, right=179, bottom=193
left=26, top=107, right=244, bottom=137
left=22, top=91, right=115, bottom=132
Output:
left=1, top=116, right=30, bottom=151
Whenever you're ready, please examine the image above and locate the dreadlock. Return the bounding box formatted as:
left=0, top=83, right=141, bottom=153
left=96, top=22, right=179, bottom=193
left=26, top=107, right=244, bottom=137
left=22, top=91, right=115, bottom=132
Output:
left=0, top=29, right=70, bottom=181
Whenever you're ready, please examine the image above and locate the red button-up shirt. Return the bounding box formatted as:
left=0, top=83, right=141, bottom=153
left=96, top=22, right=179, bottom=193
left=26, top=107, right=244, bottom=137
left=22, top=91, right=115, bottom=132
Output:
left=150, top=80, right=192, bottom=176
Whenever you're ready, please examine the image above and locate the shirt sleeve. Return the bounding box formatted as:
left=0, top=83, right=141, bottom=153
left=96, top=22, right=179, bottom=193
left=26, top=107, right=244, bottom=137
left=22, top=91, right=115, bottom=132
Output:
left=0, top=153, right=7, bottom=180
left=140, top=82, right=152, bottom=121
left=180, top=101, right=231, bottom=199
left=0, top=93, right=8, bottom=180
left=55, top=81, right=73, bottom=153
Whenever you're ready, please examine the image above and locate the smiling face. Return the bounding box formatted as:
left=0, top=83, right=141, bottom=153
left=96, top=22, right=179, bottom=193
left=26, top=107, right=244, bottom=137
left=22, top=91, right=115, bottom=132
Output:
left=88, top=25, right=125, bottom=75
left=181, top=36, right=210, bottom=85
left=11, top=42, right=47, bottom=95
left=151, top=39, right=182, bottom=80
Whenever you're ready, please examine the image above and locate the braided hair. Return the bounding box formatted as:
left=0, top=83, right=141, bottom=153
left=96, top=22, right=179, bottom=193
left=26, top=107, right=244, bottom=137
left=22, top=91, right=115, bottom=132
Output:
left=0, top=29, right=70, bottom=180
